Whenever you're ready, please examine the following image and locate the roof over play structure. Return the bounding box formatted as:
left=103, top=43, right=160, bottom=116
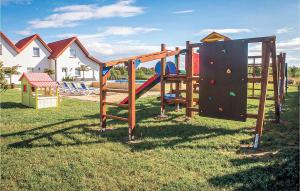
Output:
left=19, top=73, right=58, bottom=88
left=200, top=32, right=231, bottom=43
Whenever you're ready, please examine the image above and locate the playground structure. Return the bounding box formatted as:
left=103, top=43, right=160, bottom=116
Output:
left=98, top=32, right=287, bottom=148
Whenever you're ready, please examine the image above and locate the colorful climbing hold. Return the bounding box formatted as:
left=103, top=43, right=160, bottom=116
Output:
left=226, top=68, right=231, bottom=74
left=210, top=80, right=216, bottom=85
left=221, top=49, right=226, bottom=53
left=229, top=91, right=236, bottom=96
left=210, top=61, right=214, bottom=65
left=218, top=107, right=223, bottom=112
left=208, top=96, right=212, bottom=101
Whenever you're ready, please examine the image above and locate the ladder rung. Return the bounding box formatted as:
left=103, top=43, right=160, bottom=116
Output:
left=248, top=96, right=274, bottom=100
left=106, top=114, right=128, bottom=122
left=104, top=101, right=129, bottom=108
left=103, top=88, right=129, bottom=93
left=187, top=107, right=198, bottom=112
left=248, top=88, right=274, bottom=91
left=247, top=113, right=258, bottom=119
left=248, top=77, right=261, bottom=83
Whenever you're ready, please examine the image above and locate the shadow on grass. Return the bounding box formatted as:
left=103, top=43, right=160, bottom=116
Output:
left=208, top=90, right=299, bottom=190
left=0, top=102, right=28, bottom=109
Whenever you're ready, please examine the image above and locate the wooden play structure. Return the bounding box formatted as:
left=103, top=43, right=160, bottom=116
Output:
left=19, top=73, right=59, bottom=109
left=98, top=32, right=287, bottom=148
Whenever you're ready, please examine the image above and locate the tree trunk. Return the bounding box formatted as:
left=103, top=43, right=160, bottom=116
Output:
left=9, top=74, right=12, bottom=84
left=83, top=71, right=85, bottom=81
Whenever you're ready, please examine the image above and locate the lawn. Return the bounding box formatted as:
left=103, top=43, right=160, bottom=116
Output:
left=0, top=86, right=299, bottom=190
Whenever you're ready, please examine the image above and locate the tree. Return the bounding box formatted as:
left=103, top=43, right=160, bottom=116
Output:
left=44, top=68, right=55, bottom=76
left=79, top=65, right=90, bottom=81
left=4, top=65, right=20, bottom=84
left=0, top=61, right=8, bottom=92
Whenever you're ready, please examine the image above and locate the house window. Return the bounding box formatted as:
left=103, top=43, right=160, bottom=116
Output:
left=33, top=47, right=40, bottom=57
left=0, top=44, right=2, bottom=55
left=62, top=67, right=67, bottom=76
left=75, top=68, right=80, bottom=76
left=27, top=67, right=34, bottom=73
left=70, top=49, right=76, bottom=58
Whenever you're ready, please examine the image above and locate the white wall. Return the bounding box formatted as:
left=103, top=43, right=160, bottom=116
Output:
left=0, top=38, right=51, bottom=84
left=0, top=37, right=18, bottom=83
left=56, top=42, right=99, bottom=81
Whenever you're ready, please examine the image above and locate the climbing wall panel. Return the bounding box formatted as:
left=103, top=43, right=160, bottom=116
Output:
left=198, top=39, right=248, bottom=121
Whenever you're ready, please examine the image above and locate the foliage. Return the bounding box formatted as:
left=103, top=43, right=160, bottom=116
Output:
left=3, top=65, right=20, bottom=84
left=107, top=65, right=155, bottom=80
left=44, top=68, right=55, bottom=75
left=78, top=65, right=90, bottom=80
left=288, top=66, right=300, bottom=78
left=62, top=76, right=75, bottom=81
left=0, top=86, right=299, bottom=190
left=0, top=61, right=8, bottom=92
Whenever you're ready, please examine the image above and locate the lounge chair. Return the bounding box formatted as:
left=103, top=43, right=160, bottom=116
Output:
left=62, top=82, right=78, bottom=95
left=70, top=82, right=89, bottom=95
left=80, top=83, right=99, bottom=94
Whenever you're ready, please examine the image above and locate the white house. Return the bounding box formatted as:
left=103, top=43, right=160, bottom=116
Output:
left=0, top=33, right=52, bottom=84
left=0, top=32, right=101, bottom=84
left=48, top=37, right=101, bottom=81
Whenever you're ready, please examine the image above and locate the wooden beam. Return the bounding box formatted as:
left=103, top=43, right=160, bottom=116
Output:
left=99, top=65, right=107, bottom=130
left=186, top=41, right=194, bottom=118
left=128, top=60, right=136, bottom=140
left=248, top=77, right=262, bottom=83
left=103, top=88, right=129, bottom=93
left=254, top=41, right=271, bottom=148
left=175, top=47, right=181, bottom=111
left=160, top=44, right=166, bottom=116
left=271, top=42, right=280, bottom=122
left=247, top=113, right=258, bottom=119
left=106, top=114, right=128, bottom=122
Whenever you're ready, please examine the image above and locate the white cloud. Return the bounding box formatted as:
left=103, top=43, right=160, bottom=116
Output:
left=14, top=29, right=32, bottom=36
left=277, top=38, right=300, bottom=51
left=276, top=27, right=294, bottom=34
left=173, top=10, right=194, bottom=14
left=196, top=28, right=252, bottom=35
left=28, top=1, right=144, bottom=29
left=57, top=26, right=161, bottom=39
left=1, top=0, right=31, bottom=5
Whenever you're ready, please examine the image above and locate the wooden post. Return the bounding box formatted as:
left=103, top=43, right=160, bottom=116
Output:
left=253, top=41, right=271, bottom=148
left=185, top=41, right=194, bottom=118
left=175, top=47, right=180, bottom=111
left=271, top=42, right=280, bottom=123
left=252, top=57, right=255, bottom=97
left=35, top=87, right=38, bottom=110
left=99, top=64, right=107, bottom=131
left=160, top=44, right=166, bottom=116
left=128, top=60, right=136, bottom=140
left=56, top=87, right=59, bottom=108
left=280, top=53, right=286, bottom=103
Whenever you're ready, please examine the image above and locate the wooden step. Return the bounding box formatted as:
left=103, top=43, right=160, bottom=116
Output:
left=106, top=114, right=128, bottom=122
left=247, top=113, right=258, bottom=119
left=103, top=88, right=129, bottom=93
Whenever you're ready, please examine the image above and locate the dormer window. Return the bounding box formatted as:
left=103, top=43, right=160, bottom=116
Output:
left=33, top=47, right=40, bottom=57
left=70, top=49, right=76, bottom=58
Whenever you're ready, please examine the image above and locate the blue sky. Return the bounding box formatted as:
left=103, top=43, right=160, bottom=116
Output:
left=1, top=0, right=299, bottom=67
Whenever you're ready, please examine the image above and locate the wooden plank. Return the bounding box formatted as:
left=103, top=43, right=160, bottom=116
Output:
left=128, top=60, right=136, bottom=140
left=187, top=107, right=198, bottom=112
left=160, top=44, right=166, bottom=115
left=103, top=88, right=129, bottom=93
left=247, top=113, right=258, bottom=119
left=106, top=114, right=128, bottom=122
left=254, top=41, right=271, bottom=148
left=186, top=41, right=194, bottom=117
left=189, top=36, right=275, bottom=48
left=271, top=42, right=280, bottom=122
left=248, top=77, right=262, bottom=83
left=248, top=96, right=274, bottom=100
left=104, top=101, right=129, bottom=108
left=175, top=47, right=181, bottom=110
left=248, top=56, right=262, bottom=59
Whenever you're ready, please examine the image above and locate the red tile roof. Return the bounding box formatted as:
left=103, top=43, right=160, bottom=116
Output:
left=47, top=37, right=101, bottom=65
left=0, top=32, right=20, bottom=53
left=19, top=73, right=58, bottom=87
left=15, top=34, right=52, bottom=53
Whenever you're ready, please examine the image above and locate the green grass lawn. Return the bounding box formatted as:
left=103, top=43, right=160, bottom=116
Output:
left=1, top=86, right=299, bottom=190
